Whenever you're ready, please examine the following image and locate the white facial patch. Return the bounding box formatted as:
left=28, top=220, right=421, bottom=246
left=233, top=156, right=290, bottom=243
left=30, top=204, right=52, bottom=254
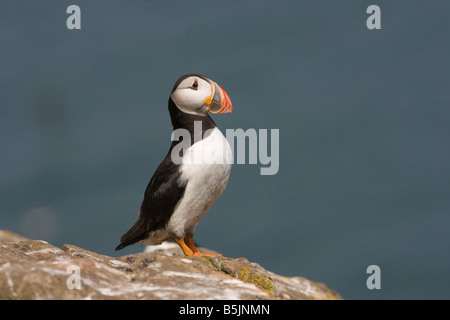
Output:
left=171, top=77, right=212, bottom=116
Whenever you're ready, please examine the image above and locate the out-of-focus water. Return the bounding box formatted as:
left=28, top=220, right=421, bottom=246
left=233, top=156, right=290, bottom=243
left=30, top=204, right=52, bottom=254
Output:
left=1, top=1, right=449, bottom=299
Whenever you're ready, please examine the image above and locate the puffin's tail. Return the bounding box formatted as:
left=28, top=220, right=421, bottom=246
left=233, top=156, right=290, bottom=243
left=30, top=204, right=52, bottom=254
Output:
left=115, top=219, right=149, bottom=251
left=115, top=241, right=131, bottom=251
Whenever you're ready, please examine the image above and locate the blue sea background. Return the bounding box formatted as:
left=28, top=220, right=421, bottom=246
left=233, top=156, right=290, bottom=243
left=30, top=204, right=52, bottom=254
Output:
left=1, top=1, right=449, bottom=299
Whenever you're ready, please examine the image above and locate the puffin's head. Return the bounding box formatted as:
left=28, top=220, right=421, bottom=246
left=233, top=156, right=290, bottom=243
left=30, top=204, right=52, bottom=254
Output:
left=170, top=74, right=233, bottom=116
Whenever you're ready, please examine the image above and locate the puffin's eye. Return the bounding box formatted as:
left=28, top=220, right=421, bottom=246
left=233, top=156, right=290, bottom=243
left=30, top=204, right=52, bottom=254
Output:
left=192, top=80, right=198, bottom=89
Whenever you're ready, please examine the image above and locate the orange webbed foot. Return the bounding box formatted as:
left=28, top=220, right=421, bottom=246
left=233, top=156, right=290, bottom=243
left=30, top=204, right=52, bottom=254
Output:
left=193, top=252, right=225, bottom=257
left=175, top=236, right=225, bottom=257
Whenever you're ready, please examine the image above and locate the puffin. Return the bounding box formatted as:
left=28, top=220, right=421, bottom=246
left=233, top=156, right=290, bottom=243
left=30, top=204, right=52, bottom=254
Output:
left=115, top=74, right=233, bottom=257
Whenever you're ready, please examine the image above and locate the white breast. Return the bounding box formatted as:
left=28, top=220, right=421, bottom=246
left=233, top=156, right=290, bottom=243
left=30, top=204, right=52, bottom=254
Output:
left=167, top=127, right=232, bottom=237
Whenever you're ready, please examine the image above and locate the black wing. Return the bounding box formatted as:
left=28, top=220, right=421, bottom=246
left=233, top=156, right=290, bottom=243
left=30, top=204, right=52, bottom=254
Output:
left=115, top=151, right=186, bottom=251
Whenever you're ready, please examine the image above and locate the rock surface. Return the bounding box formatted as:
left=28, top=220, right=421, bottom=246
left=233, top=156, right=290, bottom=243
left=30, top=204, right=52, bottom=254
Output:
left=0, top=230, right=341, bottom=300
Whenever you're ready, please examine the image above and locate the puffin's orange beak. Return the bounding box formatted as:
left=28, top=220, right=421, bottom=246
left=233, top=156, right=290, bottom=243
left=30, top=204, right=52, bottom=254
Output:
left=205, top=82, right=233, bottom=114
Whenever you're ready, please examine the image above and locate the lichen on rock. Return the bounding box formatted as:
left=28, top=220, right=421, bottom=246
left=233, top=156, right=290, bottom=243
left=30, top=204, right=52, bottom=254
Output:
left=201, top=256, right=277, bottom=298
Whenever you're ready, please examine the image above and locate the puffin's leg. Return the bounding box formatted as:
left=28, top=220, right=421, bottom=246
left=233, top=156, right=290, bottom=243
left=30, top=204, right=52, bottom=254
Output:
left=184, top=235, right=224, bottom=257
left=184, top=235, right=200, bottom=256
left=174, top=237, right=195, bottom=256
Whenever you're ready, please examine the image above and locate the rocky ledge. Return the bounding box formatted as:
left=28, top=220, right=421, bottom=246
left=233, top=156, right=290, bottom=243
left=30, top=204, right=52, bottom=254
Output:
left=0, top=230, right=341, bottom=300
